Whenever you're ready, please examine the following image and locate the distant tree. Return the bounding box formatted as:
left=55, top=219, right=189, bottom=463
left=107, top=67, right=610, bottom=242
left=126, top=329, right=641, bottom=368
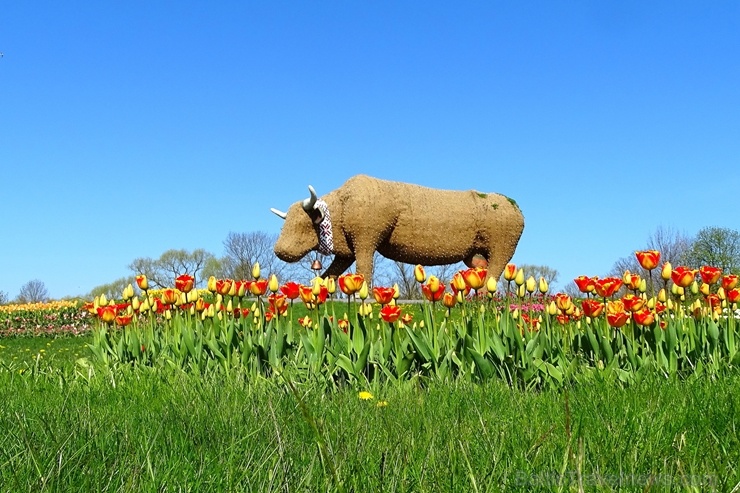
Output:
left=609, top=225, right=694, bottom=295
left=129, top=249, right=216, bottom=289
left=0, top=290, right=8, bottom=305
left=16, top=279, right=49, bottom=304
left=684, top=226, right=740, bottom=273
left=90, top=277, right=136, bottom=300
left=221, top=231, right=298, bottom=281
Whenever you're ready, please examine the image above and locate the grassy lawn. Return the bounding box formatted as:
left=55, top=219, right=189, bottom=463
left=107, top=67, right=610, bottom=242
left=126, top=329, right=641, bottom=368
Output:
left=0, top=342, right=736, bottom=492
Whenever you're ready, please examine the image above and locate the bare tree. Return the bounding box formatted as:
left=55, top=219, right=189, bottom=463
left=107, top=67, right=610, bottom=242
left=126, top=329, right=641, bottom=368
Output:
left=16, top=279, right=49, bottom=304
left=221, top=231, right=301, bottom=282
left=129, top=249, right=216, bottom=288
left=0, top=290, right=8, bottom=305
left=609, top=225, right=693, bottom=295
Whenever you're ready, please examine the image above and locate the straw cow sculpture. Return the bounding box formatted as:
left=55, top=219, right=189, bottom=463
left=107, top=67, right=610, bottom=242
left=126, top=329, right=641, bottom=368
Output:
left=271, top=174, right=524, bottom=285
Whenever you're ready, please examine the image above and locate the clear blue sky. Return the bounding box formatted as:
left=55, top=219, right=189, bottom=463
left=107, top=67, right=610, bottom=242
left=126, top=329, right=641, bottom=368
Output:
left=2, top=2, right=739, bottom=299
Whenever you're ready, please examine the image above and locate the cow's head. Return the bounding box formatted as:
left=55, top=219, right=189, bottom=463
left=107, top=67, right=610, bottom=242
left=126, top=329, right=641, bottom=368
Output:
left=272, top=186, right=324, bottom=262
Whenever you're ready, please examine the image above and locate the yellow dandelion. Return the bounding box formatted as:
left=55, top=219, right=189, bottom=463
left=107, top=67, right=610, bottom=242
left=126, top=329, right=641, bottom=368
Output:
left=358, top=391, right=374, bottom=400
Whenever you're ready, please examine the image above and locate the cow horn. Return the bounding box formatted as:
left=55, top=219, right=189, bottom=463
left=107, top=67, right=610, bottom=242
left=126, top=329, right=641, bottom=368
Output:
left=302, top=185, right=318, bottom=212
left=270, top=208, right=287, bottom=219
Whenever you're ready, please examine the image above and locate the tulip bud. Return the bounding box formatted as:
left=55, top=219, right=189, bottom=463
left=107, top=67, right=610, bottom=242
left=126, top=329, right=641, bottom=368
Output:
left=658, top=288, right=667, bottom=302
left=226, top=299, right=233, bottom=313
left=516, top=284, right=526, bottom=298
left=661, top=262, right=672, bottom=281
left=228, top=282, right=237, bottom=297
left=622, top=270, right=632, bottom=285
left=700, top=283, right=710, bottom=296
left=503, top=263, right=517, bottom=281
left=165, top=309, right=172, bottom=321
left=525, top=276, right=536, bottom=294
left=514, top=268, right=525, bottom=286
left=269, top=274, right=279, bottom=293
left=207, top=276, right=217, bottom=292
left=132, top=296, right=140, bottom=311
left=538, top=277, right=548, bottom=294
left=638, top=279, right=647, bottom=293
left=358, top=281, right=369, bottom=300
left=456, top=291, right=464, bottom=303
left=690, top=281, right=699, bottom=295
left=325, top=277, right=337, bottom=294
left=486, top=276, right=498, bottom=294
left=547, top=301, right=558, bottom=316
left=392, top=283, right=400, bottom=299
left=414, top=265, right=426, bottom=283
left=718, top=287, right=726, bottom=301
left=207, top=304, right=216, bottom=318
left=252, top=262, right=261, bottom=280
left=312, top=277, right=322, bottom=296
left=428, top=275, right=441, bottom=294
left=99, top=294, right=108, bottom=307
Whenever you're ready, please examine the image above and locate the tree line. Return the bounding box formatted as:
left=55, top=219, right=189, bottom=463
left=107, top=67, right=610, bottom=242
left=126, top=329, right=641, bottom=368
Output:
left=1, top=225, right=738, bottom=304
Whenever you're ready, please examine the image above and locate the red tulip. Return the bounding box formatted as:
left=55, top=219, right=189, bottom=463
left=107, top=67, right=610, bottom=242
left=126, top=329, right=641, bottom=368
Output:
left=721, top=274, right=739, bottom=291
left=422, top=283, right=445, bottom=302
left=622, top=293, right=645, bottom=312
left=216, top=279, right=233, bottom=296
left=462, top=267, right=486, bottom=290
left=250, top=279, right=269, bottom=296
left=581, top=299, right=604, bottom=318
left=280, top=281, right=301, bottom=300
left=632, top=308, right=655, bottom=326
left=554, top=293, right=573, bottom=312
left=338, top=273, right=364, bottom=295
left=372, top=287, right=395, bottom=305
left=635, top=250, right=661, bottom=270
left=727, top=288, right=740, bottom=304
left=97, top=305, right=117, bottom=325
left=593, top=277, right=623, bottom=298
left=161, top=288, right=178, bottom=305
left=114, top=314, right=134, bottom=327
left=574, top=276, right=597, bottom=294
left=606, top=300, right=629, bottom=328
left=699, top=266, right=722, bottom=285
left=441, top=292, right=457, bottom=309
left=175, top=274, right=194, bottom=293
left=671, top=266, right=697, bottom=288
left=379, top=305, right=401, bottom=323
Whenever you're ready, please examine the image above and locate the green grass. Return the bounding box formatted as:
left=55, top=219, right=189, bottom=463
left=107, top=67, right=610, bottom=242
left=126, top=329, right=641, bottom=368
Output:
left=0, top=336, right=91, bottom=370
left=0, top=360, right=737, bottom=492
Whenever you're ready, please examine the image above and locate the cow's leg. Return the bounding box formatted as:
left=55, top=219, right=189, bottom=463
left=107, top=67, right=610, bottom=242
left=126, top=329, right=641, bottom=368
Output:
left=353, top=246, right=376, bottom=287
left=486, top=243, right=517, bottom=285
left=323, top=255, right=355, bottom=278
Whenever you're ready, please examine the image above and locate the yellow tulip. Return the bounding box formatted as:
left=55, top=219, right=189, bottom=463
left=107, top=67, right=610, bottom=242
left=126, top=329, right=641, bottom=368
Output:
left=358, top=281, right=369, bottom=300
left=252, top=262, right=261, bottom=280
left=269, top=274, right=279, bottom=293
left=538, top=277, right=548, bottom=294
left=661, top=262, right=672, bottom=281
left=486, top=276, right=498, bottom=294
left=414, top=265, right=426, bottom=283
left=525, top=276, right=536, bottom=294
left=514, top=268, right=525, bottom=287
